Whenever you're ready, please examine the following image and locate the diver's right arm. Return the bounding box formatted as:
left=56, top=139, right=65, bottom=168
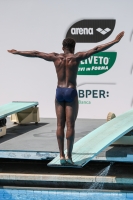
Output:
left=7, top=50, right=57, bottom=61
left=75, top=31, right=124, bottom=61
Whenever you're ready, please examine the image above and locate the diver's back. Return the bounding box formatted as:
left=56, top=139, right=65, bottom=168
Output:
left=54, top=53, right=79, bottom=88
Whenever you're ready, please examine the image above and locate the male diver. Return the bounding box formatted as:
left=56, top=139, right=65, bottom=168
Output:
left=8, top=31, right=124, bottom=165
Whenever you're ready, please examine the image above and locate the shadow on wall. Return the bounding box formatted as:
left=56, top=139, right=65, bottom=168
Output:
left=130, top=30, right=133, bottom=41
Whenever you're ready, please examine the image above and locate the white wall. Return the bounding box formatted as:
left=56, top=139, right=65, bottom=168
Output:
left=0, top=0, right=132, bottom=119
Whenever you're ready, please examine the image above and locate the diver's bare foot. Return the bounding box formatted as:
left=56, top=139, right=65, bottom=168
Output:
left=60, top=156, right=67, bottom=165
left=65, top=156, right=74, bottom=165
left=60, top=156, right=65, bottom=160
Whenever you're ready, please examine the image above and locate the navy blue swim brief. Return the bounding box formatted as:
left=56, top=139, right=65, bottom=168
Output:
left=56, top=87, right=77, bottom=102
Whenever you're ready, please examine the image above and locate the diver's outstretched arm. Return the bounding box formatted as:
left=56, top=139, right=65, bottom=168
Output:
left=7, top=50, right=57, bottom=61
left=76, top=31, right=124, bottom=61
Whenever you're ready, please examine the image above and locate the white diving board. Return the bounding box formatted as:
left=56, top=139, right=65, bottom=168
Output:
left=48, top=109, right=133, bottom=168
left=0, top=101, right=39, bottom=136
left=0, top=101, right=38, bottom=120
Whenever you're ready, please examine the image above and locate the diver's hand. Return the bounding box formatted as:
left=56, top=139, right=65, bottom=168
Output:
left=115, top=31, right=124, bottom=43
left=7, top=49, right=17, bottom=54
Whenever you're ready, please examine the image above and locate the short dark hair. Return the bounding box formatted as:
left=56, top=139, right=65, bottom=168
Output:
left=62, top=38, right=76, bottom=49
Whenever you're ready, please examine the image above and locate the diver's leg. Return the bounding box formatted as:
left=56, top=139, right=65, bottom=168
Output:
left=65, top=96, right=78, bottom=160
left=55, top=99, right=66, bottom=159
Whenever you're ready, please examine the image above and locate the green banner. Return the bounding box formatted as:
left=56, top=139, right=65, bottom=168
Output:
left=78, top=52, right=117, bottom=75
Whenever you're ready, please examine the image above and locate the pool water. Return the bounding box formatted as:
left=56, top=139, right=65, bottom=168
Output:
left=0, top=189, right=133, bottom=200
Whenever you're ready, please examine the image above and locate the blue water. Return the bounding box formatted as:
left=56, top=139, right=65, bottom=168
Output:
left=0, top=189, right=133, bottom=200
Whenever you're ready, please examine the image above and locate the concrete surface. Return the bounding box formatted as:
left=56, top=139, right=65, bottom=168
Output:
left=0, top=118, right=133, bottom=163
left=0, top=117, right=106, bottom=151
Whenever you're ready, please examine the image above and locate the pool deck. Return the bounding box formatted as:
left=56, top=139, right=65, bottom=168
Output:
left=0, top=118, right=133, bottom=190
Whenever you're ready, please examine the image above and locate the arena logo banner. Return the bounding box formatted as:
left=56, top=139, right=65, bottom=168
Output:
left=66, top=19, right=116, bottom=43
left=78, top=52, right=117, bottom=75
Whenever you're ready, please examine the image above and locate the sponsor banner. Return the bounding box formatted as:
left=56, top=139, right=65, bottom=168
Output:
left=76, top=83, right=119, bottom=118
left=66, top=19, right=116, bottom=43
left=78, top=88, right=109, bottom=105
left=78, top=52, right=117, bottom=75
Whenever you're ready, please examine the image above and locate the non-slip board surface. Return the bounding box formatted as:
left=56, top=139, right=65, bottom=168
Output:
left=48, top=109, right=133, bottom=168
left=0, top=101, right=38, bottom=120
